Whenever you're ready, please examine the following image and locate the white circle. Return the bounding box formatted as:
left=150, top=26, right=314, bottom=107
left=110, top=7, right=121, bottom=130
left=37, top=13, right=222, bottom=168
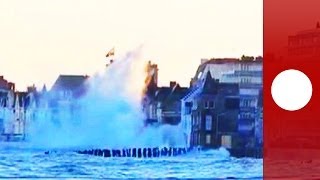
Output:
left=271, top=69, right=313, bottom=111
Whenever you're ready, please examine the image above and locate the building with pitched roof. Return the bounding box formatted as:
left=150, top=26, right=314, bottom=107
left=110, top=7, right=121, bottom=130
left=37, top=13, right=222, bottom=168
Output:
left=143, top=61, right=188, bottom=126
left=48, top=75, right=89, bottom=124
left=181, top=71, right=240, bottom=149
left=51, top=75, right=89, bottom=99
left=181, top=56, right=262, bottom=149
left=0, top=76, right=31, bottom=141
left=144, top=81, right=188, bottom=126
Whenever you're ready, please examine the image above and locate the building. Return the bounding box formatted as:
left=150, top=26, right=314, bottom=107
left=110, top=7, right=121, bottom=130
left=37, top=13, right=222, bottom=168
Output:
left=24, top=85, right=50, bottom=140
left=49, top=75, right=89, bottom=124
left=142, top=61, right=188, bottom=126
left=288, top=22, right=320, bottom=58
left=51, top=75, right=89, bottom=99
left=182, top=56, right=262, bottom=149
left=0, top=76, right=14, bottom=91
left=154, top=82, right=188, bottom=125
left=0, top=76, right=29, bottom=141
left=255, top=89, right=263, bottom=147
left=144, top=81, right=188, bottom=126
left=142, top=61, right=159, bottom=125
left=182, top=71, right=239, bottom=149
left=266, top=23, right=320, bottom=147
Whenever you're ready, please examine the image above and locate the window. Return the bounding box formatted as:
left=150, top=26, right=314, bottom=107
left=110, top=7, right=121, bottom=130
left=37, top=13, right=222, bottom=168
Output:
left=240, top=113, right=254, bottom=119
left=185, top=106, right=191, bottom=114
left=225, top=98, right=239, bottom=109
left=195, top=117, right=198, bottom=126
left=209, top=101, right=215, bottom=109
left=205, top=101, right=214, bottom=109
left=221, top=135, right=232, bottom=149
left=241, top=64, right=249, bottom=71
left=241, top=99, right=255, bottom=108
left=206, top=134, right=211, bottom=145
left=185, top=102, right=192, bottom=114
left=204, top=101, right=209, bottom=109
left=205, top=115, right=212, bottom=131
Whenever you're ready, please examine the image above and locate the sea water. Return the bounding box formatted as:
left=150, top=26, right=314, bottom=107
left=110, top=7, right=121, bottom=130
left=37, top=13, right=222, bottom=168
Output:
left=0, top=144, right=262, bottom=179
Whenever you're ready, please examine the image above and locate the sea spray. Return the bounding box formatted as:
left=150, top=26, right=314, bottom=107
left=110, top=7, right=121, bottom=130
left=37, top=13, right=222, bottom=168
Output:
left=27, top=47, right=186, bottom=149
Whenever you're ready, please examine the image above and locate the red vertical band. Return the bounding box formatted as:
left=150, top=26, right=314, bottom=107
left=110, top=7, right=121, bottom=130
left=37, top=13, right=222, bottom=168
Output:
left=264, top=0, right=320, bottom=178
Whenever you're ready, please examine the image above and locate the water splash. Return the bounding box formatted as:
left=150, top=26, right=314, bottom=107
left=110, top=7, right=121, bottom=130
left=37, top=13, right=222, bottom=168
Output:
left=27, top=47, right=185, bottom=149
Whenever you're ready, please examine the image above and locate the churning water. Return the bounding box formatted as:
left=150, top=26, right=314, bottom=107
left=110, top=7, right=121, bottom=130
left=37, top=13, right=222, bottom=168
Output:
left=0, top=48, right=262, bottom=178
left=0, top=144, right=262, bottom=179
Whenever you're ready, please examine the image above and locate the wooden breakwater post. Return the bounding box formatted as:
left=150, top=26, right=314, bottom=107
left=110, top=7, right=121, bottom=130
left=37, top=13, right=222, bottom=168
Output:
left=77, top=147, right=189, bottom=158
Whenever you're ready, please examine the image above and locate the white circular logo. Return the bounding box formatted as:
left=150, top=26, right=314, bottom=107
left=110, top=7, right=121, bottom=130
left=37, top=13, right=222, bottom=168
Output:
left=271, top=69, right=313, bottom=111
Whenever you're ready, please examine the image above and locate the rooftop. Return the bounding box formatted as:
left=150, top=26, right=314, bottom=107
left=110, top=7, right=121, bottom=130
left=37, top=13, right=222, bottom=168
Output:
left=51, top=75, right=89, bottom=92
left=290, top=22, right=320, bottom=37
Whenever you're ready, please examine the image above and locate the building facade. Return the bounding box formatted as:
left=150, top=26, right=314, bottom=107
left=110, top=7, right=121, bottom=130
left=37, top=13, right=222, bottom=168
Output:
left=182, top=56, right=263, bottom=149
left=288, top=22, right=320, bottom=58
left=143, top=61, right=188, bottom=127
left=49, top=75, right=89, bottom=125
left=0, top=76, right=30, bottom=141
left=182, top=71, right=240, bottom=149
left=155, top=82, right=188, bottom=125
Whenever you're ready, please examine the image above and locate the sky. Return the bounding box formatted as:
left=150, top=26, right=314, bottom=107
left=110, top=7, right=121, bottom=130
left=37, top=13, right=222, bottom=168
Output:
left=0, top=0, right=262, bottom=91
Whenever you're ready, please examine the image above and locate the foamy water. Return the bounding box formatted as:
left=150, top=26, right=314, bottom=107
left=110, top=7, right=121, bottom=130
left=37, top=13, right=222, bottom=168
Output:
left=27, top=48, right=187, bottom=149
left=0, top=145, right=262, bottom=179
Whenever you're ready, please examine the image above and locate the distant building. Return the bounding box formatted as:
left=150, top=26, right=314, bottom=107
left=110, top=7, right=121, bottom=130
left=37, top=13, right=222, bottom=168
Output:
left=51, top=75, right=89, bottom=100
left=0, top=76, right=29, bottom=141
left=0, top=76, right=16, bottom=92
left=182, top=71, right=239, bottom=149
left=49, top=75, right=89, bottom=124
left=182, top=56, right=262, bottom=149
left=288, top=22, right=320, bottom=58
left=255, top=89, right=263, bottom=146
left=144, top=81, right=188, bottom=125
left=143, top=61, right=159, bottom=125
left=143, top=61, right=188, bottom=126
left=154, top=82, right=188, bottom=125
left=24, top=85, right=50, bottom=139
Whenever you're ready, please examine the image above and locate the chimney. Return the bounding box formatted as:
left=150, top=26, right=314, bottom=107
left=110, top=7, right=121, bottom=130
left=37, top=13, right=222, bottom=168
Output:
left=170, top=81, right=177, bottom=88
left=8, top=82, right=15, bottom=91
left=27, top=85, right=37, bottom=93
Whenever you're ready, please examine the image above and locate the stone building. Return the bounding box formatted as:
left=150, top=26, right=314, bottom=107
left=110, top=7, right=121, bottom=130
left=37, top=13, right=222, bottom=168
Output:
left=182, top=71, right=239, bottom=149
left=154, top=82, right=188, bottom=125
left=181, top=56, right=262, bottom=149
left=142, top=61, right=188, bottom=126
